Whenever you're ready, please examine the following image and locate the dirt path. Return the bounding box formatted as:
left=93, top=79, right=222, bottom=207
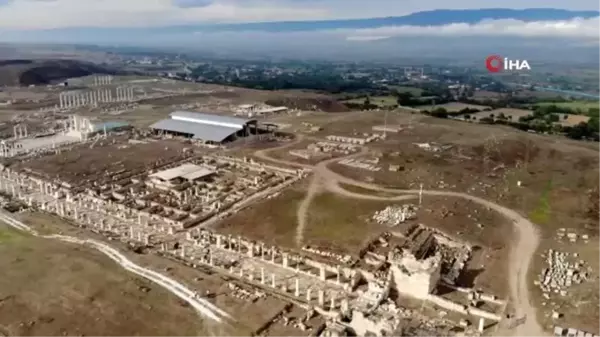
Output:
left=295, top=174, right=322, bottom=247
left=0, top=211, right=231, bottom=324
left=253, top=141, right=545, bottom=336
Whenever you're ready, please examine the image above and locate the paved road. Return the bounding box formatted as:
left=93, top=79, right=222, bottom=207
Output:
left=253, top=140, right=545, bottom=336
left=0, top=211, right=230, bottom=323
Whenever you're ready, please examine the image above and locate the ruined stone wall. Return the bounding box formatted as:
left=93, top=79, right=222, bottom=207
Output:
left=390, top=264, right=438, bottom=300
left=349, top=310, right=394, bottom=336
left=427, top=295, right=501, bottom=321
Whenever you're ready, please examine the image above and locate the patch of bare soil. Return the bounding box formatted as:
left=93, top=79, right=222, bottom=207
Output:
left=0, top=224, right=210, bottom=336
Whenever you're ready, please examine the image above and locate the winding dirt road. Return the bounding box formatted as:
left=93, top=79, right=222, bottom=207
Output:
left=253, top=138, right=544, bottom=336
left=0, top=211, right=231, bottom=323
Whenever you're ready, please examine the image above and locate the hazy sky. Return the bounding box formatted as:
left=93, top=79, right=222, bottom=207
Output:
left=0, top=0, right=598, bottom=29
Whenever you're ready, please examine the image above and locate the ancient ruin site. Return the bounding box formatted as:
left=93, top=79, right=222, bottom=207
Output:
left=0, top=75, right=597, bottom=337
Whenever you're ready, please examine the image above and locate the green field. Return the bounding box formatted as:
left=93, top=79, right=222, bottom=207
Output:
left=529, top=180, right=552, bottom=225
left=343, top=95, right=398, bottom=107
left=535, top=101, right=599, bottom=113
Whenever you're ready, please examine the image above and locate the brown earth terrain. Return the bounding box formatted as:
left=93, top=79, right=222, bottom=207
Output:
left=0, top=224, right=214, bottom=336
left=0, top=75, right=597, bottom=336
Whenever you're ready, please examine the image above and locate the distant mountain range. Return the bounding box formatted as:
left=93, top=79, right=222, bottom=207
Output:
left=1, top=8, right=598, bottom=64
left=3, top=8, right=598, bottom=36
left=196, top=8, right=600, bottom=32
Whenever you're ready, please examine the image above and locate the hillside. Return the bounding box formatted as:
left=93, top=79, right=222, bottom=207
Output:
left=0, top=59, right=117, bottom=86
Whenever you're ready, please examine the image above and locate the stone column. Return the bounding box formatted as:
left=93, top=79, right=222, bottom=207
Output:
left=295, top=278, right=300, bottom=297
left=260, top=268, right=265, bottom=284
left=318, top=290, right=325, bottom=307
left=247, top=243, right=254, bottom=257
left=320, top=266, right=326, bottom=281
left=341, top=298, right=349, bottom=313
left=271, top=274, right=276, bottom=288
left=306, top=288, right=312, bottom=302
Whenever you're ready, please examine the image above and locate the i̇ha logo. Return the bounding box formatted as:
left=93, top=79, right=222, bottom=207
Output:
left=485, top=55, right=531, bottom=73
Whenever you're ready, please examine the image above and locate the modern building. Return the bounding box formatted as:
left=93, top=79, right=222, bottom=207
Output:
left=150, top=111, right=259, bottom=144
left=147, top=163, right=216, bottom=190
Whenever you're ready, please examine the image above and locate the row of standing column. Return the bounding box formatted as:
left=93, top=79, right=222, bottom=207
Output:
left=93, top=75, right=113, bottom=86
left=0, top=175, right=351, bottom=314
left=59, top=87, right=135, bottom=109
left=169, top=238, right=348, bottom=312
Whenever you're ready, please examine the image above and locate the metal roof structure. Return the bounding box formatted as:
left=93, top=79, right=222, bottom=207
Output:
left=150, top=119, right=240, bottom=143
left=150, top=111, right=257, bottom=143
left=170, top=111, right=256, bottom=129
left=149, top=163, right=215, bottom=181
left=180, top=168, right=216, bottom=181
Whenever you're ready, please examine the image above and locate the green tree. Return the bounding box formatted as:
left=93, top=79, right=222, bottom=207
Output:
left=588, top=116, right=599, bottom=133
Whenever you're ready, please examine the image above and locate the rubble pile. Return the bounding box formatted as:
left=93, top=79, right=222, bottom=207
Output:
left=535, top=249, right=591, bottom=297
left=556, top=228, right=590, bottom=243
left=302, top=245, right=352, bottom=264
left=338, top=158, right=381, bottom=171
left=372, top=204, right=418, bottom=226
left=227, top=282, right=266, bottom=302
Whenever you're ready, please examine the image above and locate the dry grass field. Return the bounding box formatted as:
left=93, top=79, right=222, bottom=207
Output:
left=0, top=74, right=596, bottom=335
left=318, top=112, right=599, bottom=333
left=556, top=113, right=591, bottom=126
left=0, top=224, right=213, bottom=336
left=13, top=212, right=299, bottom=336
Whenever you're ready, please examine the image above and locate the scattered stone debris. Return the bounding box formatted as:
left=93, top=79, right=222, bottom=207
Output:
left=372, top=204, right=418, bottom=226
left=556, top=228, right=590, bottom=244
left=302, top=245, right=352, bottom=264
left=554, top=326, right=599, bottom=337
left=413, top=142, right=453, bottom=152
left=289, top=141, right=358, bottom=160
left=338, top=157, right=381, bottom=171
left=536, top=249, right=591, bottom=297
left=227, top=282, right=266, bottom=302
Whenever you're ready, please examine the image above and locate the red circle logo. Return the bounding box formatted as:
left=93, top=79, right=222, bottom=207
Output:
left=485, top=55, right=503, bottom=73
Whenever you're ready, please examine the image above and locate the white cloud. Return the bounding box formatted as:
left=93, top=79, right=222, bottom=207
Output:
left=0, top=0, right=330, bottom=29
left=0, top=0, right=597, bottom=30
left=343, top=17, right=600, bottom=41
